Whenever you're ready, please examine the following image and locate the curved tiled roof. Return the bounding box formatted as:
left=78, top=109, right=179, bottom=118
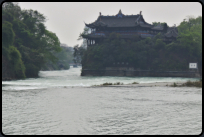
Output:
left=85, top=10, right=153, bottom=28
left=164, top=27, right=178, bottom=38
left=84, top=10, right=179, bottom=40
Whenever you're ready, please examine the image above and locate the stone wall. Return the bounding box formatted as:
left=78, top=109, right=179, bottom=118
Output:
left=81, top=69, right=201, bottom=78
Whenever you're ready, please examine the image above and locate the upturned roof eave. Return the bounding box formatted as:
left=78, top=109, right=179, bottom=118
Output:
left=85, top=23, right=95, bottom=28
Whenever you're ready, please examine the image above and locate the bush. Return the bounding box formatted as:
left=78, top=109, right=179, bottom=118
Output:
left=182, top=80, right=202, bottom=88
left=132, top=82, right=139, bottom=84
left=170, top=82, right=177, bottom=87
left=102, top=82, right=113, bottom=86
left=113, top=82, right=123, bottom=85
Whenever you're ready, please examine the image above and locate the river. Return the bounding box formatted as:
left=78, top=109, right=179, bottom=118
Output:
left=2, top=67, right=202, bottom=135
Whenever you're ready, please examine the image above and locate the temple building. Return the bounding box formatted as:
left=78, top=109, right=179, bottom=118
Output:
left=82, top=10, right=178, bottom=46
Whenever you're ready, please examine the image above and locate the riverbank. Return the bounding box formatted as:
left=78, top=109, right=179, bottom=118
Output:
left=93, top=80, right=202, bottom=88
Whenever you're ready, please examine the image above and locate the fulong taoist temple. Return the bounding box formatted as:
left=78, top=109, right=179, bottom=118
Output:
left=82, top=10, right=178, bottom=46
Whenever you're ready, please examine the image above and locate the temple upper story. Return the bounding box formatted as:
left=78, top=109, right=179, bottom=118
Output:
left=82, top=10, right=178, bottom=44
left=85, top=10, right=165, bottom=30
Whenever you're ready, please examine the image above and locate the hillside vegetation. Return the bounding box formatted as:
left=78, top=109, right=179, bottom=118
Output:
left=2, top=2, right=62, bottom=80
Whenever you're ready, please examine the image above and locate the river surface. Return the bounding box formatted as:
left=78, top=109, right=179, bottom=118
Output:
left=2, top=67, right=202, bottom=135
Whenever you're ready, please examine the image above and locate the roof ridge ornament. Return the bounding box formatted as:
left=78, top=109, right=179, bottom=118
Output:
left=119, top=9, right=122, bottom=14
left=116, top=9, right=124, bottom=18
left=99, top=12, right=102, bottom=21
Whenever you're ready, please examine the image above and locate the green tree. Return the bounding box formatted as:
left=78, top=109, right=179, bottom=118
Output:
left=2, top=2, right=62, bottom=79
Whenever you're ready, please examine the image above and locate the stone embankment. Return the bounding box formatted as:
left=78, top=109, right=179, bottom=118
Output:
left=81, top=69, right=201, bottom=78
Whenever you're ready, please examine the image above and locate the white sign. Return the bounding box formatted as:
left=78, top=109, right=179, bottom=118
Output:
left=189, top=63, right=197, bottom=69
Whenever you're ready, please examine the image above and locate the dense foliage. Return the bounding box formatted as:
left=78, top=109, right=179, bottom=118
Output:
left=2, top=2, right=61, bottom=79
left=42, top=44, right=74, bottom=70
left=76, top=16, right=202, bottom=71
left=73, top=27, right=88, bottom=64
left=73, top=44, right=86, bottom=64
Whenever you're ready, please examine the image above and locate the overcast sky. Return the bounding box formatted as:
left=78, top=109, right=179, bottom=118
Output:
left=18, top=2, right=202, bottom=47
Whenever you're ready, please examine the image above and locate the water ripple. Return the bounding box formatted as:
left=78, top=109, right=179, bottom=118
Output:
left=2, top=68, right=202, bottom=135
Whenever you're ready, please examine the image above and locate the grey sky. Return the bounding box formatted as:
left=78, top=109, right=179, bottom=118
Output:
left=18, top=2, right=202, bottom=47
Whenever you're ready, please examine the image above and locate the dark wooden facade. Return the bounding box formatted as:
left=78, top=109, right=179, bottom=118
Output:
left=82, top=10, right=178, bottom=46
